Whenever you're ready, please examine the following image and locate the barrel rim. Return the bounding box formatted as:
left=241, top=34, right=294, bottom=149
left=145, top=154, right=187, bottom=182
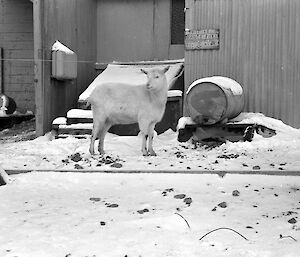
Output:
left=186, top=76, right=243, bottom=95
left=186, top=82, right=229, bottom=123
left=186, top=77, right=244, bottom=124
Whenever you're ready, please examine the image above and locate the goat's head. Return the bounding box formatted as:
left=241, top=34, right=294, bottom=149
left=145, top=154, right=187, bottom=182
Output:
left=141, top=66, right=170, bottom=91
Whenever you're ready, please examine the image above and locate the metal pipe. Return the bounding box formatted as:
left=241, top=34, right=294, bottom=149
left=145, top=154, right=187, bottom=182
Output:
left=5, top=168, right=300, bottom=177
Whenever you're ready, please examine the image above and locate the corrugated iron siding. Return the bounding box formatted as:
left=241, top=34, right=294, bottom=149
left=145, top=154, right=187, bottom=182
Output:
left=185, top=0, right=300, bottom=128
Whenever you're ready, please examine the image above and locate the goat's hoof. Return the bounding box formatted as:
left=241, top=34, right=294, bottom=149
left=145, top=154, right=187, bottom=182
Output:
left=148, top=151, right=157, bottom=156
left=142, top=150, right=149, bottom=156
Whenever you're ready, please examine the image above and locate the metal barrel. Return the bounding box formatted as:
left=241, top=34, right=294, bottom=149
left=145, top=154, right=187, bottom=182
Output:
left=0, top=94, right=17, bottom=115
left=186, top=76, right=244, bottom=125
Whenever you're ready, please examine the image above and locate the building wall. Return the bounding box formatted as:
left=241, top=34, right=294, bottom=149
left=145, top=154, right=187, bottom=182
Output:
left=0, top=0, right=34, bottom=112
left=36, top=0, right=184, bottom=133
left=185, top=0, right=300, bottom=128
left=96, top=0, right=184, bottom=63
left=40, top=0, right=97, bottom=132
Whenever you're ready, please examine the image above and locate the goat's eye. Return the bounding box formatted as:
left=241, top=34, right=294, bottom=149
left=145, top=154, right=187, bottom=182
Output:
left=155, top=75, right=159, bottom=79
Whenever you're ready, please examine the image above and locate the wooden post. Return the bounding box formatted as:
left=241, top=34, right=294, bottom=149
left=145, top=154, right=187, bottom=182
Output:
left=0, top=47, right=3, bottom=94
left=33, top=0, right=45, bottom=136
left=0, top=166, right=13, bottom=186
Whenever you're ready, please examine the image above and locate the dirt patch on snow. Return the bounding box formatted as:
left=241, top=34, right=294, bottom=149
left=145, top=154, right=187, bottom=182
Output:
left=0, top=118, right=36, bottom=143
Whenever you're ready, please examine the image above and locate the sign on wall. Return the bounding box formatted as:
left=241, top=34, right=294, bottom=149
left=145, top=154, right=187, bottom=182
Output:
left=185, top=29, right=220, bottom=50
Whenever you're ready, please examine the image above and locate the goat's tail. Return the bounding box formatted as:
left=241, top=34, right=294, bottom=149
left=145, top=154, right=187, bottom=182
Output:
left=85, top=96, right=92, bottom=109
left=85, top=100, right=91, bottom=108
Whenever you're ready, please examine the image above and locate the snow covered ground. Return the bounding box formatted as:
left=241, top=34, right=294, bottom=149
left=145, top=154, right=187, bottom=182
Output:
left=0, top=112, right=300, bottom=172
left=0, top=172, right=299, bottom=257
left=0, top=112, right=300, bottom=256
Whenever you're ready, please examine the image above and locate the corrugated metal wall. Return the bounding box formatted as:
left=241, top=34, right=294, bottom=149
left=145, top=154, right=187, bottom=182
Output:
left=185, top=0, right=300, bottom=128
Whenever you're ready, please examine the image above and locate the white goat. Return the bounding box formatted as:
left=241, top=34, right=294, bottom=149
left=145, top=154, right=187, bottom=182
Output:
left=88, top=66, right=170, bottom=156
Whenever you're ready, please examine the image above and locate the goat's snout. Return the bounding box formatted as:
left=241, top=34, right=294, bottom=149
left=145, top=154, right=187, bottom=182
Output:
left=146, top=82, right=152, bottom=90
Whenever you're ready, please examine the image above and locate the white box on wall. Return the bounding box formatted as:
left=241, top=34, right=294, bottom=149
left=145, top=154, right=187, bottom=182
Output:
left=52, top=40, right=77, bottom=80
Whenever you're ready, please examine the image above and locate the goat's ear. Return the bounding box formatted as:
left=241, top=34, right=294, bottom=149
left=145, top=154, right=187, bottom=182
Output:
left=141, top=69, right=148, bottom=75
left=163, top=65, right=170, bottom=73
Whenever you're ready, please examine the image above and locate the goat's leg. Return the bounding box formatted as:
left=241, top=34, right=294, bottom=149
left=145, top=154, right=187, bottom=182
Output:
left=89, top=117, right=103, bottom=155
left=97, top=121, right=111, bottom=155
left=141, top=134, right=149, bottom=156
left=89, top=113, right=104, bottom=155
left=138, top=119, right=150, bottom=156
left=147, top=122, right=157, bottom=156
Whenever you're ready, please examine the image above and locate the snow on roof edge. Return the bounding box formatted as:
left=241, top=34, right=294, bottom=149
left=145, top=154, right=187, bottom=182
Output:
left=186, top=76, right=243, bottom=96
left=52, top=40, right=74, bottom=54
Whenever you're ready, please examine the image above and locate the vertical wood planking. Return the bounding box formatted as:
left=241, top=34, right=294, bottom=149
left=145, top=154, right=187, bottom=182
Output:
left=97, top=0, right=154, bottom=62
left=33, top=0, right=44, bottom=135
left=40, top=0, right=97, bottom=133
left=154, top=0, right=170, bottom=60
left=0, top=0, right=34, bottom=111
left=97, top=0, right=174, bottom=63
left=0, top=47, right=3, bottom=93
left=185, top=0, right=300, bottom=128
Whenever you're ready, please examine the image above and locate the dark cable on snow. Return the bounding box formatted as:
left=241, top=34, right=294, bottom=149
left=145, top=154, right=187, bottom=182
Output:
left=174, top=212, right=191, bottom=230
left=199, top=227, right=249, bottom=241
left=279, top=234, right=297, bottom=242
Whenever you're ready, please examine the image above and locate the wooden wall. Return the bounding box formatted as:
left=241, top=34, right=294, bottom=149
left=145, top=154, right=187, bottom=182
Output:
left=96, top=0, right=183, bottom=63
left=185, top=0, right=300, bottom=128
left=0, top=0, right=34, bottom=112
left=39, top=0, right=97, bottom=133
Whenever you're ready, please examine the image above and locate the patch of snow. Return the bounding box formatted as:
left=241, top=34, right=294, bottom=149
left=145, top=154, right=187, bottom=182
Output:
left=230, top=112, right=300, bottom=135
left=168, top=90, right=183, bottom=98
left=177, top=116, right=196, bottom=130
left=0, top=109, right=8, bottom=117
left=0, top=172, right=299, bottom=256
left=67, top=109, right=92, bottom=119
left=79, top=62, right=184, bottom=101
left=1, top=113, right=300, bottom=172
left=52, top=117, right=67, bottom=125
left=52, top=40, right=74, bottom=54
left=59, top=123, right=93, bottom=130
left=186, top=76, right=243, bottom=95
left=1, top=112, right=300, bottom=256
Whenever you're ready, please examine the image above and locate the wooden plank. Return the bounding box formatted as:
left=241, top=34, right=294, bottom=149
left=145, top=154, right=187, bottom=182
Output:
left=5, top=168, right=300, bottom=176
left=0, top=0, right=34, bottom=111
left=4, top=66, right=34, bottom=75
left=5, top=93, right=35, bottom=105
left=1, top=3, right=33, bottom=13
left=76, top=0, right=97, bottom=95
left=58, top=128, right=92, bottom=136
left=4, top=75, right=33, bottom=84
left=97, top=0, right=154, bottom=62
left=33, top=0, right=45, bottom=136
left=7, top=50, right=34, bottom=62
left=67, top=117, right=93, bottom=125
left=2, top=0, right=32, bottom=4
left=0, top=23, right=33, bottom=33
left=1, top=14, right=33, bottom=24
left=36, top=0, right=97, bottom=134
left=4, top=83, right=34, bottom=92
left=153, top=0, right=170, bottom=60
left=0, top=47, right=3, bottom=94
left=1, top=32, right=33, bottom=42
left=2, top=41, right=34, bottom=50
left=4, top=91, right=35, bottom=111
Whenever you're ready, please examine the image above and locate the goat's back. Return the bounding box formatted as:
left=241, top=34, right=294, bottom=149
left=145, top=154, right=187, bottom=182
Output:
left=89, top=82, right=166, bottom=125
